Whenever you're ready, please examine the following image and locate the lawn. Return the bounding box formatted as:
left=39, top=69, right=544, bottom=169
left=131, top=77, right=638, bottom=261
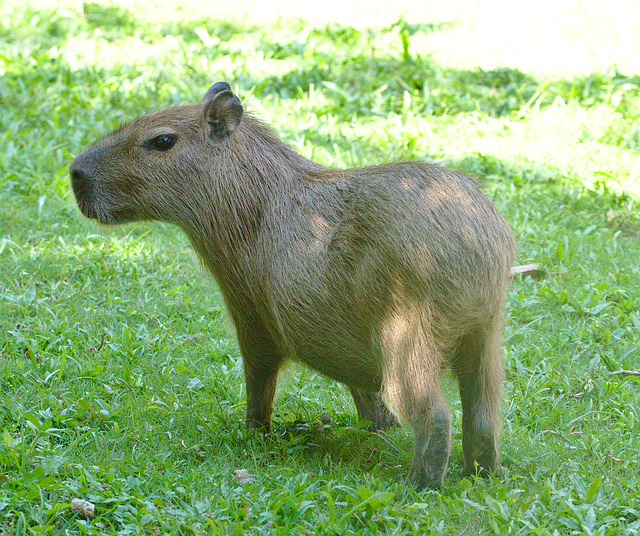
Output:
left=1, top=1, right=639, bottom=534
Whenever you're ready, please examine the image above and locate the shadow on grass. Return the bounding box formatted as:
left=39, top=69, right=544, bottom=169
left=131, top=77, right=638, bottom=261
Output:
left=207, top=415, right=415, bottom=484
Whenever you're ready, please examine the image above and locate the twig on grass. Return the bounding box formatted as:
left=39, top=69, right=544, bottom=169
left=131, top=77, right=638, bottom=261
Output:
left=610, top=370, right=640, bottom=377
left=510, top=263, right=546, bottom=280
left=607, top=451, right=623, bottom=463
left=91, top=332, right=106, bottom=353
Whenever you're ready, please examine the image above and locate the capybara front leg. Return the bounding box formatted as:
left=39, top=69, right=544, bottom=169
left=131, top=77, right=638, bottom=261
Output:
left=244, top=365, right=279, bottom=431
left=236, top=323, right=284, bottom=433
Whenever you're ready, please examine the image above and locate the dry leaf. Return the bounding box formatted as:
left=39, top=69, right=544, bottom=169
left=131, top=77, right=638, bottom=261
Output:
left=232, top=468, right=253, bottom=485
left=70, top=498, right=95, bottom=519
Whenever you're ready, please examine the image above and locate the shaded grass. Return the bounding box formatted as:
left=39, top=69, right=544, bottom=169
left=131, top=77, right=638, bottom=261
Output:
left=1, top=3, right=640, bottom=535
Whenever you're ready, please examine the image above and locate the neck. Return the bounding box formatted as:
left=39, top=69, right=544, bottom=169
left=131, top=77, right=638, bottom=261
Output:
left=180, top=115, right=323, bottom=274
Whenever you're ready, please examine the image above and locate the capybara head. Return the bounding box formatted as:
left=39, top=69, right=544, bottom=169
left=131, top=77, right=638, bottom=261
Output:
left=70, top=82, right=242, bottom=225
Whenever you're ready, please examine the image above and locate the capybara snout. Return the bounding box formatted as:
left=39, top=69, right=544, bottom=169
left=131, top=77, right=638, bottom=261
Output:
left=70, top=81, right=515, bottom=489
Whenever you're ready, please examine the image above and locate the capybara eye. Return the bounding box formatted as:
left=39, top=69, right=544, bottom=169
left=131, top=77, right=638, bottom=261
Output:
left=146, top=134, right=177, bottom=151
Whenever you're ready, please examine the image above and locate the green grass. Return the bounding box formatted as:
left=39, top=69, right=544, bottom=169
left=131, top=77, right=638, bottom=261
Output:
left=1, top=2, right=640, bottom=534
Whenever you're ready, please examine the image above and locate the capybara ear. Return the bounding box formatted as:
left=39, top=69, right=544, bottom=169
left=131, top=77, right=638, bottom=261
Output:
left=203, top=83, right=243, bottom=140
left=202, top=81, right=232, bottom=102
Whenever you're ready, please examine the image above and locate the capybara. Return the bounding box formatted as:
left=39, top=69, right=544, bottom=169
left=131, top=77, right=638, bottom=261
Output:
left=69, top=81, right=515, bottom=489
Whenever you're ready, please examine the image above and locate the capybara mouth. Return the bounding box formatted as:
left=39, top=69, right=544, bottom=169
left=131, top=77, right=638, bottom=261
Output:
left=74, top=196, right=132, bottom=224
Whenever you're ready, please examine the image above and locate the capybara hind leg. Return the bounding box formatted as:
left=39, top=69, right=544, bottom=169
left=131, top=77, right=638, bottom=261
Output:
left=348, top=387, right=401, bottom=431
left=454, top=324, right=503, bottom=476
left=406, top=395, right=451, bottom=490
left=381, top=312, right=451, bottom=489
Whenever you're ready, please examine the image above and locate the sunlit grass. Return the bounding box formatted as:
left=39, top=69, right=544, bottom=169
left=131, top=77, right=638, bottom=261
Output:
left=7, top=0, right=640, bottom=77
left=1, top=1, right=639, bottom=534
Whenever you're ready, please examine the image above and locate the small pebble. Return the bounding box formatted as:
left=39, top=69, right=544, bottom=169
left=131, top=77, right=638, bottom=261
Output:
left=232, top=469, right=253, bottom=485
left=70, top=498, right=95, bottom=519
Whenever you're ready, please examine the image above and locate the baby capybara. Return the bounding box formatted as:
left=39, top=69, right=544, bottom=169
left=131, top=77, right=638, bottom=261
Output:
left=69, top=81, right=515, bottom=489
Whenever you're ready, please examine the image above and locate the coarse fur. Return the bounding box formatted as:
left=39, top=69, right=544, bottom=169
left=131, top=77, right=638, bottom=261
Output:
left=69, top=82, right=515, bottom=489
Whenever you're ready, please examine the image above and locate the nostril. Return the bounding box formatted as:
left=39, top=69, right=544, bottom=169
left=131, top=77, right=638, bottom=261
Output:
left=69, top=165, right=94, bottom=207
left=70, top=167, right=85, bottom=187
left=69, top=166, right=92, bottom=201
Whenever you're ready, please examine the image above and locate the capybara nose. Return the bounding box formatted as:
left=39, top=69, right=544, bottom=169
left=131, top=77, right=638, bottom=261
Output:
left=69, top=157, right=95, bottom=199
left=69, top=164, right=89, bottom=201
left=69, top=161, right=96, bottom=218
left=69, top=167, right=85, bottom=190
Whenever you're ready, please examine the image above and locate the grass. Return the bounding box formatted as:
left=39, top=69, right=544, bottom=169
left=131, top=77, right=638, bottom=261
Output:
left=1, top=1, right=640, bottom=534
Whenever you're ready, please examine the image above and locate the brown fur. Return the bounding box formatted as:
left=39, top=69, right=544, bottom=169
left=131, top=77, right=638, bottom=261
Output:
left=69, top=82, right=515, bottom=489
